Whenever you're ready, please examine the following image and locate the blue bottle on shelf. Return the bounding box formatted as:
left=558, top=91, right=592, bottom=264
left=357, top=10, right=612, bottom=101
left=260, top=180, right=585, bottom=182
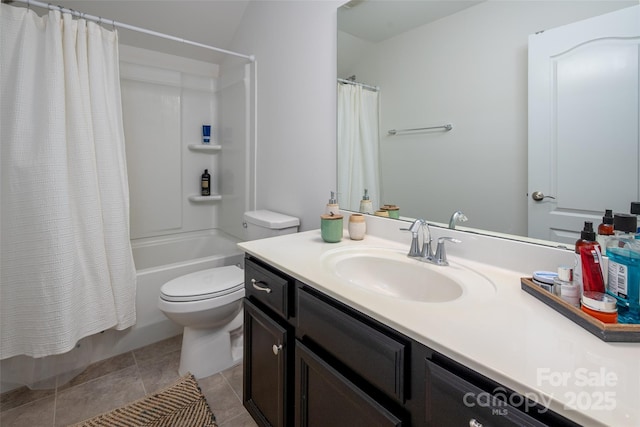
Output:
left=606, top=213, right=640, bottom=323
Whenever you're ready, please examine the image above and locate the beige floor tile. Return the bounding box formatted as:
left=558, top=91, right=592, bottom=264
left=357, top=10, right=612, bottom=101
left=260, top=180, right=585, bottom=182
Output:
left=137, top=349, right=181, bottom=394
left=0, top=396, right=55, bottom=427
left=221, top=363, right=243, bottom=400
left=57, top=352, right=136, bottom=391
left=54, top=365, right=145, bottom=427
left=199, top=373, right=246, bottom=425
left=0, top=385, right=55, bottom=413
left=132, top=334, right=182, bottom=365
left=219, top=411, right=259, bottom=427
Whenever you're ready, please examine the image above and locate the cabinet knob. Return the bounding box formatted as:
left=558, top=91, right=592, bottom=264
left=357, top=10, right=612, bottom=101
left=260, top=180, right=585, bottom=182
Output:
left=251, top=279, right=272, bottom=294
left=272, top=344, right=283, bottom=355
left=469, top=419, right=483, bottom=427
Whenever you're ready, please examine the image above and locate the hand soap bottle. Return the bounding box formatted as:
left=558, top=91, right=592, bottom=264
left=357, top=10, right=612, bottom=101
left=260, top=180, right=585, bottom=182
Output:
left=325, top=191, right=339, bottom=215
left=359, top=189, right=374, bottom=214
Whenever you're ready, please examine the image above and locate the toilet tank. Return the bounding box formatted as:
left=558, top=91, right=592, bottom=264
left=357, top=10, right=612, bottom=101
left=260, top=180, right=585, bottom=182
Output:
left=243, top=210, right=300, bottom=240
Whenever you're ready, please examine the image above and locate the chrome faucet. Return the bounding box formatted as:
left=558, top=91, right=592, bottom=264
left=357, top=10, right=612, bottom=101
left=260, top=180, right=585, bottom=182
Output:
left=448, top=210, right=468, bottom=229
left=402, top=219, right=461, bottom=266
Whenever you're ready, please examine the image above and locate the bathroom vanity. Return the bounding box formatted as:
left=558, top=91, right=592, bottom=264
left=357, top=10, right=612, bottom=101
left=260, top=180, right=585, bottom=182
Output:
left=239, top=225, right=640, bottom=427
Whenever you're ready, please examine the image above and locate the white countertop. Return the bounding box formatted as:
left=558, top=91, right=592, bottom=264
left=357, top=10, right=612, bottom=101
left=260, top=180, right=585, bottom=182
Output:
left=238, top=227, right=640, bottom=427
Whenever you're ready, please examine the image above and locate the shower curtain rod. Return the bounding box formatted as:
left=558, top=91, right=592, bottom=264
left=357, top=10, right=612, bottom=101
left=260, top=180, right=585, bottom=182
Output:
left=337, top=78, right=379, bottom=92
left=10, top=0, right=255, bottom=62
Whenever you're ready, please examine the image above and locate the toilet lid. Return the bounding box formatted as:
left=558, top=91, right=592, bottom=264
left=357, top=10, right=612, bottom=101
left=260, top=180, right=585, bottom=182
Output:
left=160, top=265, right=244, bottom=302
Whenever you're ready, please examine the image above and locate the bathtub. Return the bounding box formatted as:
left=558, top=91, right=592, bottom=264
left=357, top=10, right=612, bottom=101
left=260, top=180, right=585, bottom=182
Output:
left=0, top=229, right=245, bottom=392
left=96, top=229, right=244, bottom=358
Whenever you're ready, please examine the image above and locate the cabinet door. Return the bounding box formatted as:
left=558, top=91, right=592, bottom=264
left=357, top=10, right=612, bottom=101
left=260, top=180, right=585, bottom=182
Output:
left=295, top=341, right=403, bottom=427
left=244, top=300, right=290, bottom=427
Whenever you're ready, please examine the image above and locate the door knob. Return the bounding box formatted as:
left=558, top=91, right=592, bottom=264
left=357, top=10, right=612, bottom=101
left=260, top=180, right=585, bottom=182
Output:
left=531, top=191, right=556, bottom=201
left=272, top=344, right=283, bottom=355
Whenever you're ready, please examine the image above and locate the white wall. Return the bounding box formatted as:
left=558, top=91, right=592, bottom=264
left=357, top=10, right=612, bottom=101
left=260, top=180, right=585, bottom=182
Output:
left=227, top=1, right=342, bottom=231
left=339, top=1, right=635, bottom=236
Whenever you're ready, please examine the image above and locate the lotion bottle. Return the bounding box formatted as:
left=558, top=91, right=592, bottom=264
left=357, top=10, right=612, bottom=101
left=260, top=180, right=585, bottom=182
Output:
left=359, top=189, right=374, bottom=214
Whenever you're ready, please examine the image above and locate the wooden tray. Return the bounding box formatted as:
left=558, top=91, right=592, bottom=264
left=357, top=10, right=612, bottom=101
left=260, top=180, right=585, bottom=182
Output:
left=521, top=277, right=640, bottom=342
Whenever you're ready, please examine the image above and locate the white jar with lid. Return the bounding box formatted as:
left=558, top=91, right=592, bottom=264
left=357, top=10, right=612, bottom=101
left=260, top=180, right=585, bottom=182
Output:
left=553, top=266, right=579, bottom=308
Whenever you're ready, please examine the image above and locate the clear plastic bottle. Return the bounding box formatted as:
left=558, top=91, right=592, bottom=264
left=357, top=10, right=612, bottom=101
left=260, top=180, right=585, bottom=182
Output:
left=606, top=214, right=640, bottom=321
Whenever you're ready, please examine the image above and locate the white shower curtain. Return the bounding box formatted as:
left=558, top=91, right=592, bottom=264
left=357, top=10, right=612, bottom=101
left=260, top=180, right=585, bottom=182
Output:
left=337, top=83, right=381, bottom=211
left=0, top=3, right=136, bottom=368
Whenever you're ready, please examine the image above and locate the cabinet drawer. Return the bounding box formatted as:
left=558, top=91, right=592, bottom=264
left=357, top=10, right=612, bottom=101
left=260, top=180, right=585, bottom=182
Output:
left=245, top=258, right=291, bottom=319
left=297, top=287, right=406, bottom=402
left=426, top=359, right=564, bottom=427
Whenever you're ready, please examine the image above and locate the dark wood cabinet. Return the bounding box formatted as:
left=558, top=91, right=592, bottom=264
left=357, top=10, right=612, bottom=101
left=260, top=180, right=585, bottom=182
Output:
left=243, top=256, right=297, bottom=427
left=295, top=341, right=403, bottom=427
left=243, top=254, right=580, bottom=427
left=243, top=299, right=291, bottom=427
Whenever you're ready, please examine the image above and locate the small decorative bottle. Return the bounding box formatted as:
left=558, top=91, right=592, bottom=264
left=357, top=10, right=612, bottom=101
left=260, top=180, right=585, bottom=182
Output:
left=201, top=169, right=211, bottom=196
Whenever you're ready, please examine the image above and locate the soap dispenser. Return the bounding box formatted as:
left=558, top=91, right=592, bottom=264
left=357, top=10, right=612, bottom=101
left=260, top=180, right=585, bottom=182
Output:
left=359, top=189, right=374, bottom=214
left=325, top=191, right=339, bottom=215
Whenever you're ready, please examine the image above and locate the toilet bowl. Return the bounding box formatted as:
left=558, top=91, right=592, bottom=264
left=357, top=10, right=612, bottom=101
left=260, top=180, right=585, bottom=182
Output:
left=158, top=210, right=300, bottom=379
left=158, top=265, right=245, bottom=379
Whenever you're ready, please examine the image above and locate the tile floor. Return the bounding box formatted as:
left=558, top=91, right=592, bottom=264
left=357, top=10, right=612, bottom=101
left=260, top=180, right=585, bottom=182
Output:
left=0, top=335, right=258, bottom=427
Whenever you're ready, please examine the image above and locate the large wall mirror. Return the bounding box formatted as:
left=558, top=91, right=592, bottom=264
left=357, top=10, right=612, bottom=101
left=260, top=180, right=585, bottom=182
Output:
left=337, top=0, right=639, bottom=246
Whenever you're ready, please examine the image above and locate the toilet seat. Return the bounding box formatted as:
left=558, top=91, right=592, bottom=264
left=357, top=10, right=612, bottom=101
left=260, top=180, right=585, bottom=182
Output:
left=160, top=265, right=244, bottom=302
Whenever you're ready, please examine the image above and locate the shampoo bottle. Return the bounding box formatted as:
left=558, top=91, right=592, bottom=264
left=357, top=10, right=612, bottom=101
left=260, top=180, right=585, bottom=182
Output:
left=201, top=169, right=210, bottom=196
left=606, top=213, right=640, bottom=320
left=574, top=221, right=604, bottom=294
left=359, top=189, right=374, bottom=214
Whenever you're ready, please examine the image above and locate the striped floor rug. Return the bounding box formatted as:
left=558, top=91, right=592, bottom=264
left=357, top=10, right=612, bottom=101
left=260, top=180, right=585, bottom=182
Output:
left=70, top=373, right=217, bottom=427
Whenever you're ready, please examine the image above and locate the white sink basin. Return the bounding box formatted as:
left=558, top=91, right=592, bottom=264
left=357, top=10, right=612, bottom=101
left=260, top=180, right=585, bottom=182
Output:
left=321, top=247, right=496, bottom=303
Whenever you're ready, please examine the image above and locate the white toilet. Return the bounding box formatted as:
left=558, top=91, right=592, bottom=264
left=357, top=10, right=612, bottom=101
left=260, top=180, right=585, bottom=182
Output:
left=157, top=210, right=300, bottom=379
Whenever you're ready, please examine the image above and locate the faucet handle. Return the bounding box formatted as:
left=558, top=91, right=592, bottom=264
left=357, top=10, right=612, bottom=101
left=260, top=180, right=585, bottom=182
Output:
left=433, top=237, right=461, bottom=266
left=401, top=219, right=426, bottom=258
left=420, top=223, right=433, bottom=259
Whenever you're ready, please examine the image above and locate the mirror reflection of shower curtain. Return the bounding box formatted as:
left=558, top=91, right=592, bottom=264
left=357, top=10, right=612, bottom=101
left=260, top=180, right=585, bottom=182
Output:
left=337, top=83, right=380, bottom=211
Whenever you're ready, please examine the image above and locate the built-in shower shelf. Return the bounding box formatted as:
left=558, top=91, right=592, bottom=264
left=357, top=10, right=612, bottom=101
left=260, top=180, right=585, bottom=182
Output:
left=188, top=144, right=222, bottom=152
left=188, top=194, right=222, bottom=202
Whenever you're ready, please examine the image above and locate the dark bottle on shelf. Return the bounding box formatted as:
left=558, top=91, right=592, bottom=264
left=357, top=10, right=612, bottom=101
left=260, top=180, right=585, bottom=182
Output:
left=201, top=169, right=211, bottom=196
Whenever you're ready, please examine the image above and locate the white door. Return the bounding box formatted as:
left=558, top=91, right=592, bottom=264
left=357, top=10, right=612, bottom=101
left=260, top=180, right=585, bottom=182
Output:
left=528, top=5, right=640, bottom=244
